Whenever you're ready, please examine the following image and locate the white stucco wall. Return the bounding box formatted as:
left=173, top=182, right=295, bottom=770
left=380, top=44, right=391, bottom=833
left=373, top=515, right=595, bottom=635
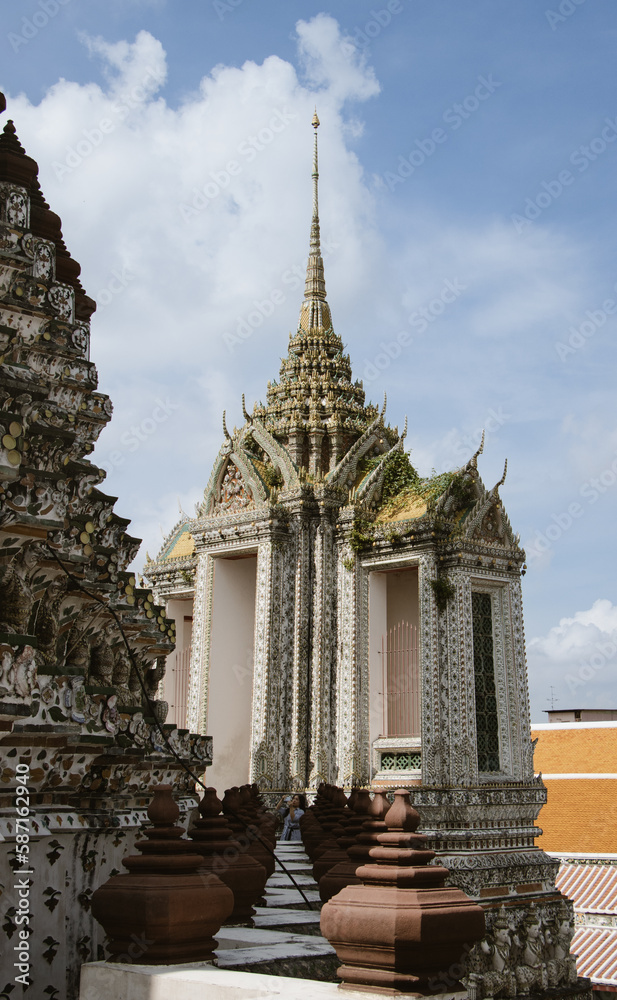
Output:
left=207, top=554, right=257, bottom=794
left=162, top=597, right=193, bottom=726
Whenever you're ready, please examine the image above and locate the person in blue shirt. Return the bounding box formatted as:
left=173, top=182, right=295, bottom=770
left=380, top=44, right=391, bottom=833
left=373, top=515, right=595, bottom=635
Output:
left=280, top=794, right=306, bottom=841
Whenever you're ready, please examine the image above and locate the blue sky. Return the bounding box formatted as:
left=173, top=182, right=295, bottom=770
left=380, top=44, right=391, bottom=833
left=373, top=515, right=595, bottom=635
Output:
left=2, top=0, right=617, bottom=720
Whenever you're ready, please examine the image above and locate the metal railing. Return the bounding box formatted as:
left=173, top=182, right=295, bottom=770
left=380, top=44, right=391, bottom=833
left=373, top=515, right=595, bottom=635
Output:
left=168, top=645, right=191, bottom=729
left=379, top=622, right=420, bottom=737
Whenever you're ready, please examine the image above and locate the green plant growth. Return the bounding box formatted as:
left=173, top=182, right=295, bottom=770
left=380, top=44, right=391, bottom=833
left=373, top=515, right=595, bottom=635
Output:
left=380, top=450, right=420, bottom=503
left=349, top=512, right=376, bottom=552
left=376, top=461, right=477, bottom=523
left=430, top=575, right=456, bottom=612
left=262, top=464, right=283, bottom=488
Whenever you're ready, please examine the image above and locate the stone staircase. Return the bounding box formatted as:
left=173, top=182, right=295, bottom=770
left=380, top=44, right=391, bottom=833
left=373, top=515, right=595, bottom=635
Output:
left=214, top=841, right=338, bottom=981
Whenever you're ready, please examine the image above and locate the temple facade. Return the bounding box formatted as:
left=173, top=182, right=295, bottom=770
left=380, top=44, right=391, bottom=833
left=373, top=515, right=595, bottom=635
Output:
left=147, top=114, right=533, bottom=801
left=145, top=117, right=592, bottom=999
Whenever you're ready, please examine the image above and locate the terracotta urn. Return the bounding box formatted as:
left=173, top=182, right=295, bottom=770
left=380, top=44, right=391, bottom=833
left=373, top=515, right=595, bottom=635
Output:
left=320, top=788, right=485, bottom=994
left=91, top=784, right=234, bottom=964
left=189, top=787, right=268, bottom=925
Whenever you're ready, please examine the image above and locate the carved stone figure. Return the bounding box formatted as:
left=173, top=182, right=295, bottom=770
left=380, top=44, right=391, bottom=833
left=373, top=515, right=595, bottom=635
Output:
left=0, top=644, right=37, bottom=699
left=89, top=633, right=115, bottom=686
left=0, top=563, right=32, bottom=634
left=479, top=908, right=517, bottom=998
left=546, top=903, right=578, bottom=987
left=515, top=908, right=548, bottom=995
left=34, top=577, right=67, bottom=665
left=112, top=647, right=132, bottom=705
left=65, top=628, right=91, bottom=676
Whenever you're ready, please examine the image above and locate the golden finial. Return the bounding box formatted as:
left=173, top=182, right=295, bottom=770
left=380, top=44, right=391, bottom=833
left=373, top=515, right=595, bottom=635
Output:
left=312, top=108, right=320, bottom=129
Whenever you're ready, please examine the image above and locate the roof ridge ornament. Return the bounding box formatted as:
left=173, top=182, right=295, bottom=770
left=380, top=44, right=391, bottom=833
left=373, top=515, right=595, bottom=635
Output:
left=493, top=457, right=508, bottom=491
left=222, top=410, right=231, bottom=441
left=241, top=394, right=252, bottom=424
left=469, top=428, right=485, bottom=469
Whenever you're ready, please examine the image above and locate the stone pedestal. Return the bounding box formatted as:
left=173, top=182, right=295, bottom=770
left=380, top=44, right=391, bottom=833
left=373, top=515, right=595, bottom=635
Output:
left=223, top=785, right=275, bottom=876
left=91, top=784, right=234, bottom=964
left=320, top=789, right=485, bottom=995
left=314, top=788, right=373, bottom=883
left=319, top=789, right=390, bottom=903
left=189, top=787, right=268, bottom=926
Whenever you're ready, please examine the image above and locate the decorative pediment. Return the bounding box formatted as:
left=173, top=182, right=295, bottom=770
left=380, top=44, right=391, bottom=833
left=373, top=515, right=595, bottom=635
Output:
left=214, top=458, right=254, bottom=515
left=458, top=463, right=517, bottom=547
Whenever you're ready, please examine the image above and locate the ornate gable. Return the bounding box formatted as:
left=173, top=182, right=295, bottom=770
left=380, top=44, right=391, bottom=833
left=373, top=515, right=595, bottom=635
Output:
left=214, top=458, right=254, bottom=515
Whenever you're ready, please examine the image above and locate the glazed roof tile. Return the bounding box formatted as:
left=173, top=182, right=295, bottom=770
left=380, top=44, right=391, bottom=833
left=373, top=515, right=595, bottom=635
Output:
left=571, top=926, right=617, bottom=986
left=556, top=863, right=617, bottom=913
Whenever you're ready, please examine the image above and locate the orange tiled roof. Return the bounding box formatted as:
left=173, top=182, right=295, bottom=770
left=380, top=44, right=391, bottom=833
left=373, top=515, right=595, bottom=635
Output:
left=530, top=726, right=617, bottom=854
left=531, top=725, right=617, bottom=774
left=571, top=927, right=617, bottom=986
left=534, top=777, right=617, bottom=853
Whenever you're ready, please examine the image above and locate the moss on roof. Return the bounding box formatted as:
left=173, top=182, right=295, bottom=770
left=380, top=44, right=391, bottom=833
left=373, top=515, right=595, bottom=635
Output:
left=374, top=452, right=458, bottom=524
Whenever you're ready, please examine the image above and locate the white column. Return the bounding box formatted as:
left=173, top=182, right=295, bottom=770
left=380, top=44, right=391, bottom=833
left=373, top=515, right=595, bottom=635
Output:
left=186, top=552, right=214, bottom=734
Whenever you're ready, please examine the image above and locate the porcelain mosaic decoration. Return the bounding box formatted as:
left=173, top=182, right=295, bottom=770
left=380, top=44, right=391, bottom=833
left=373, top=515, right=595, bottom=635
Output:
left=0, top=104, right=211, bottom=1000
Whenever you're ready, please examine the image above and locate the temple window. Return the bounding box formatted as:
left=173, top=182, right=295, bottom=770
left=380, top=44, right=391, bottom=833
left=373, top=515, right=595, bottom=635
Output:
left=472, top=591, right=500, bottom=772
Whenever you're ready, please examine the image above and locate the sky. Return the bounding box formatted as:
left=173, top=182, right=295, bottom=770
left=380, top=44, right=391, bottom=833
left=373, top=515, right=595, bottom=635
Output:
left=2, top=0, right=617, bottom=721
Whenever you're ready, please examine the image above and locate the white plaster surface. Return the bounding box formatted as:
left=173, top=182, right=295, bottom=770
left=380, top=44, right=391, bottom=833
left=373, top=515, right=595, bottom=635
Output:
left=207, top=554, right=257, bottom=790
left=80, top=962, right=395, bottom=1000
left=79, top=963, right=468, bottom=1000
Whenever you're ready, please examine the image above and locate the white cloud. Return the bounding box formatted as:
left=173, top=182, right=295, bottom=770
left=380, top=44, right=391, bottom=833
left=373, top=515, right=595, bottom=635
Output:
left=527, top=600, right=617, bottom=716
left=3, top=17, right=382, bottom=567
left=297, top=14, right=380, bottom=103
left=2, top=15, right=609, bottom=590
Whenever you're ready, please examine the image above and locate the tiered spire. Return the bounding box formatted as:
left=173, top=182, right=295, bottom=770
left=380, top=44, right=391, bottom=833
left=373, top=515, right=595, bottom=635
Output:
left=298, top=110, right=331, bottom=333
left=254, top=114, right=377, bottom=476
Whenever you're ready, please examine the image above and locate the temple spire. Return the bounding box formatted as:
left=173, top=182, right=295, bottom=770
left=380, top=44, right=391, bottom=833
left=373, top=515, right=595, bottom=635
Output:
left=299, top=111, right=331, bottom=333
